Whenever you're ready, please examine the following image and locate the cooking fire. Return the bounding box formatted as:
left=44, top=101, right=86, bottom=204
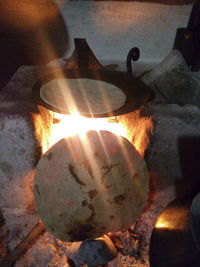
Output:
left=50, top=114, right=127, bottom=147
left=0, top=1, right=200, bottom=267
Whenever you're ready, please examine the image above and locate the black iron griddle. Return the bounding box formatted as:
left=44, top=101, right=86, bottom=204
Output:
left=32, top=39, right=154, bottom=118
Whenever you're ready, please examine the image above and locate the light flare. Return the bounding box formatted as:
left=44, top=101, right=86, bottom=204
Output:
left=155, top=220, right=169, bottom=229
left=50, top=113, right=127, bottom=147
left=0, top=0, right=59, bottom=29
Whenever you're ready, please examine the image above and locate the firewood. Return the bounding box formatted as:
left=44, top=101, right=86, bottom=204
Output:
left=0, top=221, right=45, bottom=267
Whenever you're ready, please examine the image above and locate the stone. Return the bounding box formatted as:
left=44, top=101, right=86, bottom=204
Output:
left=15, top=232, right=70, bottom=267
left=154, top=70, right=200, bottom=106
left=145, top=102, right=200, bottom=195
left=0, top=66, right=53, bottom=251
left=61, top=235, right=117, bottom=266
left=141, top=50, right=188, bottom=86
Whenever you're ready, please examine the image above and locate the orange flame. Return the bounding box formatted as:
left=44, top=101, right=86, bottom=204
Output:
left=50, top=113, right=128, bottom=147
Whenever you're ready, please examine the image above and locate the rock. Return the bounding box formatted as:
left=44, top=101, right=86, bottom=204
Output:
left=154, top=70, right=200, bottom=106
left=141, top=50, right=200, bottom=106
left=15, top=232, right=70, bottom=267
left=146, top=103, right=200, bottom=195
left=141, top=50, right=188, bottom=86
left=0, top=66, right=53, bottom=250
left=61, top=235, right=117, bottom=266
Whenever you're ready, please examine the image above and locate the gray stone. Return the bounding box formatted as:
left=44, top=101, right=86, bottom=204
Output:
left=154, top=70, right=200, bottom=106
left=0, top=66, right=53, bottom=250
left=15, top=232, right=70, bottom=267
left=61, top=235, right=117, bottom=266
left=146, top=103, right=200, bottom=194
left=140, top=50, right=200, bottom=107
left=141, top=50, right=188, bottom=86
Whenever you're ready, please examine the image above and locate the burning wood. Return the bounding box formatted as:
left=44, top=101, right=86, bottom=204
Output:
left=0, top=221, right=45, bottom=267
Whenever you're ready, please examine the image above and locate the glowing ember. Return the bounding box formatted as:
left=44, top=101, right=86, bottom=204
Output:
left=155, top=220, right=169, bottom=229
left=155, top=218, right=174, bottom=230
left=50, top=113, right=127, bottom=147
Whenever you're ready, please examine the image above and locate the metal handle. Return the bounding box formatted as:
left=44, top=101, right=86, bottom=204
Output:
left=126, top=47, right=140, bottom=75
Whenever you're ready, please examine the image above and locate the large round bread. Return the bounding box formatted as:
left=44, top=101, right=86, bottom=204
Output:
left=40, top=78, right=126, bottom=115
left=34, top=130, right=149, bottom=241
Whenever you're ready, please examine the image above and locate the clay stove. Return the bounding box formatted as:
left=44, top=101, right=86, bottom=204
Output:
left=0, top=1, right=200, bottom=267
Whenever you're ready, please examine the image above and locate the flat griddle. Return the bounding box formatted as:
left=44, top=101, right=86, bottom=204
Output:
left=32, top=38, right=154, bottom=118
left=32, top=68, right=153, bottom=118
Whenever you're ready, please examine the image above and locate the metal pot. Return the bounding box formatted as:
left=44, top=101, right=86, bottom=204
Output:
left=149, top=195, right=200, bottom=267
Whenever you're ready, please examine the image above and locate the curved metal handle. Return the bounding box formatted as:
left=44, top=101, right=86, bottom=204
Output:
left=126, top=47, right=140, bottom=75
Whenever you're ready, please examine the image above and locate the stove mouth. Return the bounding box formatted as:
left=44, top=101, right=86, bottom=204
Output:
left=50, top=113, right=127, bottom=148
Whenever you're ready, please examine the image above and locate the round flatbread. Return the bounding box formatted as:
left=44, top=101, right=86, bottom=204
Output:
left=40, top=78, right=126, bottom=115
left=34, top=130, right=149, bottom=242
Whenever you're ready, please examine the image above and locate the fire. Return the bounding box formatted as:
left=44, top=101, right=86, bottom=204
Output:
left=155, top=216, right=174, bottom=230
left=50, top=112, right=128, bottom=147
left=155, top=220, right=169, bottom=229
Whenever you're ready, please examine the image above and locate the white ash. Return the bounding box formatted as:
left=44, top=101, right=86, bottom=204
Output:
left=5, top=212, right=38, bottom=252
left=15, top=232, right=70, bottom=267
left=0, top=113, right=39, bottom=251
left=107, top=186, right=175, bottom=267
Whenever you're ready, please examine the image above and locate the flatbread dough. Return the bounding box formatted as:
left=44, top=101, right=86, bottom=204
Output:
left=40, top=78, right=126, bottom=115
left=34, top=130, right=149, bottom=242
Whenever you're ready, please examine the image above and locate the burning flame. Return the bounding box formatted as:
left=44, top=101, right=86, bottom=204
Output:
left=50, top=112, right=128, bottom=147
left=155, top=220, right=169, bottom=229
left=155, top=216, right=174, bottom=230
